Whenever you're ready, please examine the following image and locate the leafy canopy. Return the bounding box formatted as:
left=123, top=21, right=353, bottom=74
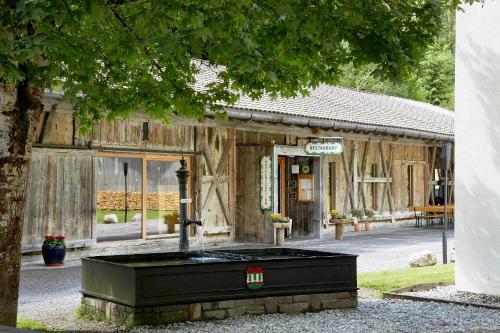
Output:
left=336, top=9, right=455, bottom=110
left=0, top=1, right=471, bottom=127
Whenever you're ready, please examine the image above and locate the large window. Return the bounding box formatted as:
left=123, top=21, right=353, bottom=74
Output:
left=95, top=153, right=189, bottom=242
left=96, top=156, right=143, bottom=241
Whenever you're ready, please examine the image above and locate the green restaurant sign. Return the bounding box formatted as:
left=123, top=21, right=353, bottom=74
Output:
left=305, top=141, right=343, bottom=155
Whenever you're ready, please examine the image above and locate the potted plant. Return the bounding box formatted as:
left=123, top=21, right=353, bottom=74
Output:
left=270, top=214, right=291, bottom=246
left=364, top=209, right=375, bottom=231
left=329, top=209, right=347, bottom=221
left=42, top=235, right=66, bottom=266
left=351, top=209, right=364, bottom=232
left=329, top=210, right=348, bottom=240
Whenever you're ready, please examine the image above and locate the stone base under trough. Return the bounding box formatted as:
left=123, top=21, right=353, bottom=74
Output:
left=82, top=291, right=357, bottom=325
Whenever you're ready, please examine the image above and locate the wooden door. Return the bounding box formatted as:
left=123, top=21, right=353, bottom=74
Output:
left=195, top=127, right=235, bottom=235
left=287, top=156, right=316, bottom=238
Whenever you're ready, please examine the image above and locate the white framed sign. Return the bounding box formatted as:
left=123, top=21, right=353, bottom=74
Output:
left=260, top=155, right=273, bottom=210
left=305, top=142, right=343, bottom=155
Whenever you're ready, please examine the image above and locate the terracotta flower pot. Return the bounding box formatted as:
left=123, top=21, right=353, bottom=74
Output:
left=365, top=222, right=373, bottom=232
left=354, top=223, right=362, bottom=232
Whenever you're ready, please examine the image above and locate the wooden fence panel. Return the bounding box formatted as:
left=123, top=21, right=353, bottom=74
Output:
left=22, top=149, right=95, bottom=252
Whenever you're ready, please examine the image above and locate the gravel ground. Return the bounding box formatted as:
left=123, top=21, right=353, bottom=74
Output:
left=402, top=285, right=500, bottom=308
left=130, top=299, right=500, bottom=333
left=18, top=263, right=117, bottom=332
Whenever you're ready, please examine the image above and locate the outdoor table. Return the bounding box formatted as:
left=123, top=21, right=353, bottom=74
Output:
left=329, top=219, right=353, bottom=240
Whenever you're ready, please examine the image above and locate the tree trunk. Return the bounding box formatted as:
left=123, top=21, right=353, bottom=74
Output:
left=0, top=81, right=43, bottom=326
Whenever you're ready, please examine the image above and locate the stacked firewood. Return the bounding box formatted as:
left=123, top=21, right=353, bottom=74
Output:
left=97, top=191, right=179, bottom=210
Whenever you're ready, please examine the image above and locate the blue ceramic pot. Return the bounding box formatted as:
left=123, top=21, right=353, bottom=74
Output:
left=42, top=244, right=66, bottom=266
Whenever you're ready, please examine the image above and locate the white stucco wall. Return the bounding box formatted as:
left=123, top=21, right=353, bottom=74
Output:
left=455, top=0, right=500, bottom=295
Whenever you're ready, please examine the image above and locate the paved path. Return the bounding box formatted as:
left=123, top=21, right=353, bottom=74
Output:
left=289, top=225, right=454, bottom=272
left=18, top=227, right=455, bottom=332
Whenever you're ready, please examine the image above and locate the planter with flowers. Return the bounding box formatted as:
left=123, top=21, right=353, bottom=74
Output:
left=328, top=210, right=350, bottom=240
left=364, top=209, right=375, bottom=231
left=42, top=235, right=66, bottom=267
left=351, top=209, right=364, bottom=232
left=271, top=213, right=291, bottom=246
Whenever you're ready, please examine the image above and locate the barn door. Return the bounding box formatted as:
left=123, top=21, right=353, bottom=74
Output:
left=195, top=128, right=235, bottom=235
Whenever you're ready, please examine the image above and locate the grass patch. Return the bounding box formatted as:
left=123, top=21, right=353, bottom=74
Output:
left=75, top=305, right=111, bottom=325
left=122, top=314, right=137, bottom=331
left=358, top=263, right=455, bottom=293
left=17, top=317, right=55, bottom=332
left=96, top=209, right=175, bottom=224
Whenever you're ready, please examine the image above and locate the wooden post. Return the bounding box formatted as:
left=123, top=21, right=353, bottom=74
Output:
left=379, top=142, right=395, bottom=215
left=357, top=139, right=370, bottom=211
left=428, top=146, right=437, bottom=205
left=341, top=142, right=355, bottom=213
left=228, top=128, right=236, bottom=241
left=353, top=144, right=359, bottom=209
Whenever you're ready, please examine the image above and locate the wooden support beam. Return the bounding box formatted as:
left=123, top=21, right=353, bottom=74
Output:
left=428, top=146, right=437, bottom=205
left=353, top=144, right=359, bottom=209
left=355, top=177, right=392, bottom=183
left=379, top=143, right=395, bottom=214
left=341, top=144, right=355, bottom=213
left=357, top=139, right=370, bottom=211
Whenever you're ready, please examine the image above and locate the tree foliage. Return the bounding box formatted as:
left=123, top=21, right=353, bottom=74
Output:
left=0, top=1, right=468, bottom=126
left=336, top=9, right=456, bottom=110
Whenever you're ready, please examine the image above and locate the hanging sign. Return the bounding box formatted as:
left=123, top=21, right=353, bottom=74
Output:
left=305, top=142, right=343, bottom=155
left=260, top=155, right=273, bottom=210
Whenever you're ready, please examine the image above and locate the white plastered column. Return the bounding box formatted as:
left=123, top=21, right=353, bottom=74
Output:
left=455, top=0, right=500, bottom=295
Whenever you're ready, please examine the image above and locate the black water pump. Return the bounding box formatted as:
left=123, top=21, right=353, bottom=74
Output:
left=176, top=158, right=202, bottom=251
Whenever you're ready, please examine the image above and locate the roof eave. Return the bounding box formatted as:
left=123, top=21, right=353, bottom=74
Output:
left=217, top=107, right=454, bottom=142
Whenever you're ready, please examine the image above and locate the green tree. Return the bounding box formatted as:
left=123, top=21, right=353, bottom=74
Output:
left=416, top=43, right=455, bottom=109
left=0, top=0, right=474, bottom=326
left=336, top=9, right=456, bottom=109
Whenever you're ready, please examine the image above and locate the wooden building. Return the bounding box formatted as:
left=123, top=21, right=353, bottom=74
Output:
left=21, top=82, right=454, bottom=251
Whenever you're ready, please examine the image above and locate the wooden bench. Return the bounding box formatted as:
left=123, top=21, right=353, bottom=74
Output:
left=409, top=206, right=454, bottom=227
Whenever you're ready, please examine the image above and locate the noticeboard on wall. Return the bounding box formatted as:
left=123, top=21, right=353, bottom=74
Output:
left=297, top=174, right=314, bottom=202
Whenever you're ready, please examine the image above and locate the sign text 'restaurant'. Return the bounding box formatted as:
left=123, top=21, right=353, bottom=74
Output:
left=305, top=142, right=343, bottom=155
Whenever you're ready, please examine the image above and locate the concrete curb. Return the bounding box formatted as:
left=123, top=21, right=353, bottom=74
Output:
left=383, top=283, right=500, bottom=310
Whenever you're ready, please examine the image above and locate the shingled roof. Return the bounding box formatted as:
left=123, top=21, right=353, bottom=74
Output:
left=195, top=65, right=454, bottom=140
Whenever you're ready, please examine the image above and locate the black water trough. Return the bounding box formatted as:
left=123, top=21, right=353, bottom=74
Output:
left=81, top=248, right=357, bottom=307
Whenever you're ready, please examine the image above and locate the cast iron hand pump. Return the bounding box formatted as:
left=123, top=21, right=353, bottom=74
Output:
left=176, top=158, right=202, bottom=251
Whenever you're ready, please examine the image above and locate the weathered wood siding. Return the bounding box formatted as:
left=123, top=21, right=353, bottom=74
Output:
left=22, top=148, right=96, bottom=251
left=235, top=145, right=274, bottom=243
left=86, top=121, right=194, bottom=151
left=34, top=109, right=195, bottom=152
left=235, top=130, right=286, bottom=243
left=322, top=139, right=428, bottom=215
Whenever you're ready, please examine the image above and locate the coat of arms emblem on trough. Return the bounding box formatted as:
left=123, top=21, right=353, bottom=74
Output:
left=246, top=266, right=264, bottom=290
